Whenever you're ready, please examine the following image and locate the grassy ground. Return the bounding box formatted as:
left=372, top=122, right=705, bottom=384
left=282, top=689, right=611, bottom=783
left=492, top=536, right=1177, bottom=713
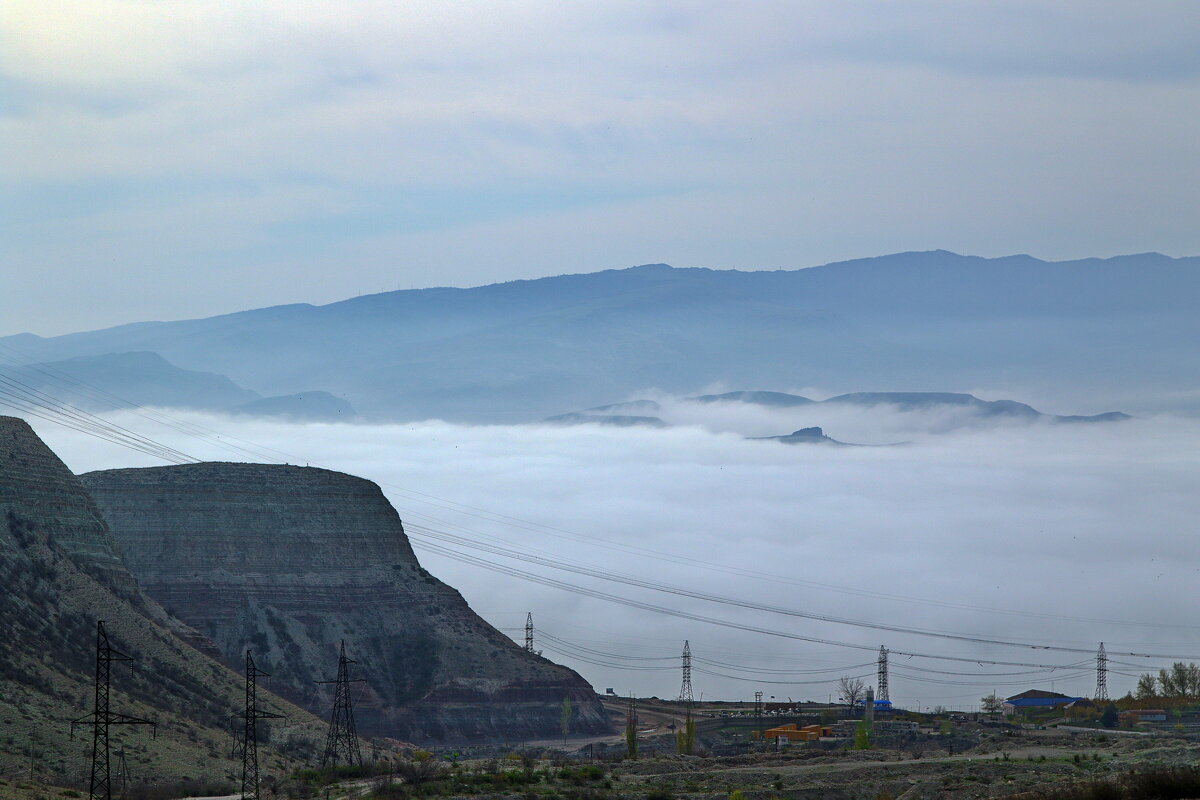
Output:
left=318, top=726, right=1200, bottom=800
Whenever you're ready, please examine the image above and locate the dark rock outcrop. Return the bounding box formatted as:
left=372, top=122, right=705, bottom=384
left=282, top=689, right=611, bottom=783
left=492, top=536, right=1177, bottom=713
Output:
left=754, top=426, right=855, bottom=446
left=81, top=462, right=612, bottom=745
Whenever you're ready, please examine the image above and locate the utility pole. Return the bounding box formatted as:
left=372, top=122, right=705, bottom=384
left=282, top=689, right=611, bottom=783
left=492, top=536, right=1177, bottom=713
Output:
left=877, top=646, right=890, bottom=703
left=1096, top=642, right=1109, bottom=702
left=624, top=697, right=638, bottom=760
left=71, top=622, right=156, bottom=800
left=753, top=691, right=763, bottom=747
left=318, top=640, right=364, bottom=769
left=234, top=650, right=283, bottom=800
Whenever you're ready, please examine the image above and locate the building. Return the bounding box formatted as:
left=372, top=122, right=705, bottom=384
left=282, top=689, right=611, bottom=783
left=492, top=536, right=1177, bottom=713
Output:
left=761, top=723, right=832, bottom=743
left=1002, top=689, right=1084, bottom=716
left=1120, top=709, right=1168, bottom=724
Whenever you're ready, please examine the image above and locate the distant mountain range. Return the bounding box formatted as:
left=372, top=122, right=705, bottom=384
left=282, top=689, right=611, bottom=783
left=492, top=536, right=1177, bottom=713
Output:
left=544, top=391, right=1130, bottom=439
left=2, top=250, right=1195, bottom=422
left=5, top=351, right=355, bottom=421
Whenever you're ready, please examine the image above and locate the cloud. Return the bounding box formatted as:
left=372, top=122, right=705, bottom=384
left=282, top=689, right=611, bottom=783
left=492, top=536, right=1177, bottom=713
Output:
left=4, top=2, right=1200, bottom=335
left=28, top=407, right=1200, bottom=709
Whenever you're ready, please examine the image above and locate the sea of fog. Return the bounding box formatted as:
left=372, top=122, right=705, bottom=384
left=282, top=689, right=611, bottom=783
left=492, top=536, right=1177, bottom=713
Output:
left=34, top=400, right=1200, bottom=711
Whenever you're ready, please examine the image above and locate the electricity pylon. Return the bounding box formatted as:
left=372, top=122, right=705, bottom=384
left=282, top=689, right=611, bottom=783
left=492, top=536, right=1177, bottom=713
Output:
left=877, top=646, right=890, bottom=703
left=233, top=650, right=283, bottom=800
left=70, top=622, right=156, bottom=800
left=1096, top=642, right=1109, bottom=701
left=319, top=640, right=364, bottom=769
left=677, top=641, right=693, bottom=704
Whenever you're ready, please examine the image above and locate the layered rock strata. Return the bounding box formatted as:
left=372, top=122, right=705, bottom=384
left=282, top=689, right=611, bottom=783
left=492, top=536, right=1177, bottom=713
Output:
left=81, top=462, right=611, bottom=744
left=0, top=416, right=130, bottom=584
left=0, top=417, right=321, bottom=783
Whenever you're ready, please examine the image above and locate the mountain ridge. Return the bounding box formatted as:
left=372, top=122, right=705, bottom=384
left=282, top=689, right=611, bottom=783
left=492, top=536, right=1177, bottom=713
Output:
left=2, top=250, right=1195, bottom=421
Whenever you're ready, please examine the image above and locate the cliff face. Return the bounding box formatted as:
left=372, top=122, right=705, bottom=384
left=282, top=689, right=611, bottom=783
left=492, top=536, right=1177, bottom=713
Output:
left=81, top=462, right=611, bottom=744
left=0, top=417, right=322, bottom=784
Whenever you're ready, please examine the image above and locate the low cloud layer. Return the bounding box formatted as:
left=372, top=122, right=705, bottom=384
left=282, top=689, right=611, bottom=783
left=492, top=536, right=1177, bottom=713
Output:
left=32, top=408, right=1200, bottom=710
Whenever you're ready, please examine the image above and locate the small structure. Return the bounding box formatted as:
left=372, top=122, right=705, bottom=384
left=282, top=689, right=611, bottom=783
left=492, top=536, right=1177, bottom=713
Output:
left=1002, top=690, right=1083, bottom=716
left=761, top=723, right=832, bottom=744
left=1120, top=708, right=1168, bottom=724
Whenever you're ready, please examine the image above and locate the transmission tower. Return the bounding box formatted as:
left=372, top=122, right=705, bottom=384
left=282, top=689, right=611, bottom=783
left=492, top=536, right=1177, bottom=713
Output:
left=233, top=650, right=283, bottom=800
left=1096, top=642, right=1109, bottom=701
left=114, top=749, right=129, bottom=798
left=877, top=646, right=890, bottom=703
left=318, top=640, right=364, bottom=769
left=753, top=691, right=763, bottom=746
left=70, top=621, right=156, bottom=800
left=677, top=641, right=693, bottom=704
left=525, top=612, right=534, bottom=653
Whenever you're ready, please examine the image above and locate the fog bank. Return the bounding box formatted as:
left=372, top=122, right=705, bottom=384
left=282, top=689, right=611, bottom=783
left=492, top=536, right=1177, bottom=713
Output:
left=33, top=410, right=1200, bottom=709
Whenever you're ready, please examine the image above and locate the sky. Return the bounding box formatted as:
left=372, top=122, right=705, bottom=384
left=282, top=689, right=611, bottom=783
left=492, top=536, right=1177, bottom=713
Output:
left=4, top=1, right=1200, bottom=335
left=34, top=402, right=1200, bottom=710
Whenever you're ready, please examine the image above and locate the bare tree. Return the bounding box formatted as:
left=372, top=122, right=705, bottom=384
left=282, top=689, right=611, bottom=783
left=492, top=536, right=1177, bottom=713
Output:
left=838, top=676, right=866, bottom=715
left=980, top=692, right=1003, bottom=715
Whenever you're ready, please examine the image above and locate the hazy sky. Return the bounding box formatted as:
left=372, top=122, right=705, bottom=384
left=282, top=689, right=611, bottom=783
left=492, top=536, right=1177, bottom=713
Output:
left=4, top=1, right=1200, bottom=335
left=38, top=404, right=1200, bottom=709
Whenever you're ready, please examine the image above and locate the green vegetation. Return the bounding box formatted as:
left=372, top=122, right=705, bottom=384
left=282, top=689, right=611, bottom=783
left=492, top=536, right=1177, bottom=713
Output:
left=1133, top=662, right=1200, bottom=700
left=561, top=696, right=573, bottom=740
left=675, top=713, right=696, bottom=755
left=853, top=718, right=872, bottom=750
left=360, top=759, right=609, bottom=800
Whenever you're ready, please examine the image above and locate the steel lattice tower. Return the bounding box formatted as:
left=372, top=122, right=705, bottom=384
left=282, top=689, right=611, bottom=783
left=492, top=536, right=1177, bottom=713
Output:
left=234, top=650, right=283, bottom=800
left=677, top=641, right=693, bottom=704
left=1096, top=642, right=1109, bottom=701
left=525, top=612, right=534, bottom=653
left=71, top=621, right=156, bottom=800
left=319, top=640, right=364, bottom=769
left=114, top=749, right=129, bottom=799
left=877, top=646, right=890, bottom=703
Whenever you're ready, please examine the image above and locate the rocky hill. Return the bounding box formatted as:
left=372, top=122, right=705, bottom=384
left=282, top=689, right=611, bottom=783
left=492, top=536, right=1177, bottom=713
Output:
left=80, top=462, right=612, bottom=745
left=0, top=417, right=323, bottom=788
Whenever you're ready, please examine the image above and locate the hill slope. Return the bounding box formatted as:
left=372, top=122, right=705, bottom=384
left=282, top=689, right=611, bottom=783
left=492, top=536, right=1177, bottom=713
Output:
left=80, top=463, right=612, bottom=745
left=0, top=417, right=323, bottom=788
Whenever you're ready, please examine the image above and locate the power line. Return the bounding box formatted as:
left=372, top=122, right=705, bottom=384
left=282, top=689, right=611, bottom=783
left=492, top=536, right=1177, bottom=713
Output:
left=406, top=527, right=1200, bottom=662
